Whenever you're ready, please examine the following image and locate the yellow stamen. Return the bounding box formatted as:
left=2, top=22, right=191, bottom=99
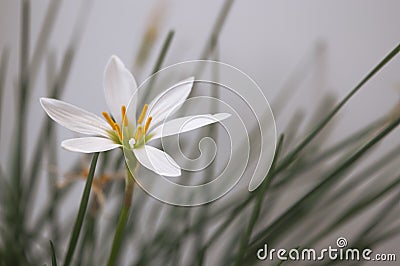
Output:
left=102, top=112, right=115, bottom=128
left=135, top=126, right=143, bottom=141
left=144, top=116, right=152, bottom=133
left=137, top=104, right=148, bottom=124
left=121, top=105, right=128, bottom=126
left=114, top=123, right=122, bottom=140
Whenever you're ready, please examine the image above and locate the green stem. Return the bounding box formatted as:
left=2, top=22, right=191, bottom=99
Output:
left=234, top=135, right=284, bottom=265
left=11, top=3, right=30, bottom=263
left=139, top=30, right=174, bottom=106
left=107, top=168, right=135, bottom=266
left=63, top=152, right=99, bottom=266
left=50, top=240, right=57, bottom=266
left=248, top=115, right=400, bottom=256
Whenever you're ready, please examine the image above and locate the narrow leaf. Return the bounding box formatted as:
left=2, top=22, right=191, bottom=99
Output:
left=140, top=30, right=175, bottom=106
left=234, top=135, right=285, bottom=265
left=276, top=43, right=400, bottom=173
left=248, top=114, right=400, bottom=257
left=63, top=152, right=99, bottom=266
left=50, top=240, right=57, bottom=266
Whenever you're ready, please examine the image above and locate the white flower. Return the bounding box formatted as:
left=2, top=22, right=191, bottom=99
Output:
left=40, top=55, right=230, bottom=177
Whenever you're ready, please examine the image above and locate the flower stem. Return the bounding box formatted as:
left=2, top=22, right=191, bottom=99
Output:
left=107, top=168, right=135, bottom=266
left=64, top=152, right=99, bottom=266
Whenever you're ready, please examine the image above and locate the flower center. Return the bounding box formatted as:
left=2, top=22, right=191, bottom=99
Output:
left=101, top=104, right=152, bottom=148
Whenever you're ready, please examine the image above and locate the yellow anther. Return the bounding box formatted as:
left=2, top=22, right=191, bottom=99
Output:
left=121, top=105, right=128, bottom=126
left=114, top=123, right=122, bottom=140
left=102, top=112, right=115, bottom=128
left=138, top=104, right=148, bottom=124
left=144, top=116, right=152, bottom=133
left=135, top=126, right=143, bottom=141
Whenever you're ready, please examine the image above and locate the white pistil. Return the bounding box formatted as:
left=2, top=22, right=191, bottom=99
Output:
left=129, top=138, right=136, bottom=149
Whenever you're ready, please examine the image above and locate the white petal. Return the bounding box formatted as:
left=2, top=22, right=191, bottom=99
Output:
left=149, top=113, right=231, bottom=140
left=147, top=77, right=194, bottom=129
left=40, top=98, right=111, bottom=137
left=104, top=55, right=138, bottom=121
left=61, top=137, right=120, bottom=153
left=134, top=145, right=181, bottom=177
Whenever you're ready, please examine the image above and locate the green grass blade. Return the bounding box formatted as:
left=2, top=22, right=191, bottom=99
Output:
left=24, top=0, right=90, bottom=214
left=200, top=0, right=235, bottom=59
left=307, top=173, right=400, bottom=246
left=44, top=75, right=61, bottom=240
left=247, top=114, right=400, bottom=258
left=50, top=240, right=57, bottom=266
left=151, top=30, right=174, bottom=75
left=19, top=0, right=30, bottom=101
left=29, top=0, right=62, bottom=86
left=273, top=118, right=385, bottom=191
left=354, top=191, right=400, bottom=244
left=187, top=137, right=285, bottom=263
left=272, top=42, right=325, bottom=117
left=139, top=30, right=175, bottom=106
left=75, top=153, right=111, bottom=266
left=63, top=153, right=99, bottom=266
left=9, top=3, right=30, bottom=261
left=275, top=43, right=400, bottom=174
left=23, top=48, right=76, bottom=215
left=194, top=0, right=234, bottom=76
left=281, top=111, right=305, bottom=152
left=106, top=170, right=135, bottom=266
left=193, top=44, right=221, bottom=266
left=234, top=135, right=285, bottom=265
left=364, top=223, right=400, bottom=248
left=290, top=118, right=384, bottom=175
left=326, top=144, right=400, bottom=202
left=0, top=48, right=9, bottom=143
left=13, top=0, right=30, bottom=197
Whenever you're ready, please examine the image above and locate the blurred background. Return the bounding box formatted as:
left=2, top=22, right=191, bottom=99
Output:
left=0, top=0, right=399, bottom=265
